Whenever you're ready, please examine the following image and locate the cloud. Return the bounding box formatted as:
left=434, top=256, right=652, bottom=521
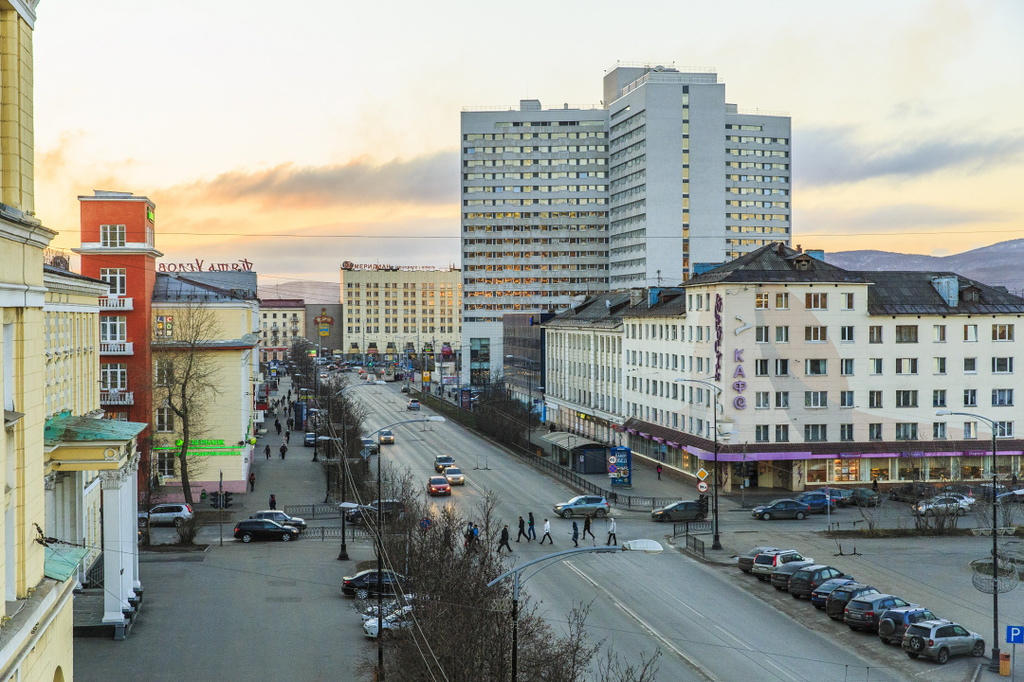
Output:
left=796, top=126, right=1024, bottom=186
left=799, top=202, right=1010, bottom=235
left=169, top=151, right=460, bottom=209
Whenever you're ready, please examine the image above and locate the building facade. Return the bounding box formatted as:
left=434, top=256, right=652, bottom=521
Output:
left=304, top=303, right=342, bottom=359
left=341, top=263, right=460, bottom=376
left=259, top=298, right=304, bottom=364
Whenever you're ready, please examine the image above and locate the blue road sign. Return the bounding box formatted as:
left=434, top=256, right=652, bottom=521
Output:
left=1007, top=625, right=1024, bottom=643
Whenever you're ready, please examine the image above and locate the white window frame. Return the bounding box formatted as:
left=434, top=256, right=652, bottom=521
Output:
left=100, top=224, right=126, bottom=247
left=99, top=268, right=127, bottom=296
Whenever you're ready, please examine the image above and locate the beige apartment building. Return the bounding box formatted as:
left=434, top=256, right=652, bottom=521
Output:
left=259, top=299, right=305, bottom=364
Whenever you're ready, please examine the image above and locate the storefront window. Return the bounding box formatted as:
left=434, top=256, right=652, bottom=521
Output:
left=869, top=459, right=891, bottom=482
left=929, top=457, right=951, bottom=482
left=807, top=460, right=828, bottom=483
left=995, top=457, right=1012, bottom=475
left=897, top=457, right=922, bottom=481
left=960, top=457, right=983, bottom=479
left=833, top=459, right=859, bottom=482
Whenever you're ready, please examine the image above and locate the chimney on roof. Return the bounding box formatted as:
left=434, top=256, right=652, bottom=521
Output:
left=931, top=275, right=959, bottom=307
left=795, top=244, right=803, bottom=253
left=629, top=288, right=644, bottom=307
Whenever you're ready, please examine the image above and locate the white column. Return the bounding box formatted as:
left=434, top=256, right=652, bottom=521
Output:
left=100, top=470, right=129, bottom=624
left=129, top=455, right=142, bottom=592
left=118, top=464, right=133, bottom=607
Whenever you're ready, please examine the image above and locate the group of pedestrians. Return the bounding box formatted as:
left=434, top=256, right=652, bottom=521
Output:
left=493, top=512, right=619, bottom=551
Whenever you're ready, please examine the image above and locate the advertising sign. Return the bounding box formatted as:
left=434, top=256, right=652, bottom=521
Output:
left=609, top=446, right=632, bottom=487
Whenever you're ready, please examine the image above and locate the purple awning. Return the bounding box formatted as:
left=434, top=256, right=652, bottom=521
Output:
left=625, top=428, right=637, bottom=435
left=653, top=436, right=665, bottom=444
left=667, top=441, right=681, bottom=448
left=638, top=431, right=650, bottom=439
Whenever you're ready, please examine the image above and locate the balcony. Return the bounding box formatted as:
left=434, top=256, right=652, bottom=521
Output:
left=100, top=341, right=134, bottom=355
left=100, top=390, right=134, bottom=406
left=99, top=296, right=134, bottom=311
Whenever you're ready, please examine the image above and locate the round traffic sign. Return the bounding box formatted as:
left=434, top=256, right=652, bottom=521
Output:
left=697, top=481, right=709, bottom=493
left=608, top=464, right=617, bottom=473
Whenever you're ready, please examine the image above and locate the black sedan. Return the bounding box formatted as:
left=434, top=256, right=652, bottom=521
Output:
left=650, top=501, right=705, bottom=522
left=342, top=569, right=408, bottom=599
left=250, top=509, right=307, bottom=531
left=233, top=518, right=300, bottom=543
left=751, top=499, right=811, bottom=520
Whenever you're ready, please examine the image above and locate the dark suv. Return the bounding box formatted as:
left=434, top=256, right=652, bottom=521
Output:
left=844, top=594, right=911, bottom=631
left=878, top=606, right=938, bottom=645
left=826, top=583, right=878, bottom=620
left=788, top=565, right=849, bottom=599
left=345, top=499, right=405, bottom=525
left=770, top=560, right=814, bottom=591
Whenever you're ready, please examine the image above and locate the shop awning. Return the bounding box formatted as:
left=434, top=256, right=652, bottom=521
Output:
left=539, top=432, right=604, bottom=450
left=44, top=545, right=89, bottom=582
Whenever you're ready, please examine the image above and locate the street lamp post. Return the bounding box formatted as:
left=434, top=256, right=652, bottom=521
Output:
left=936, top=409, right=1002, bottom=672
left=675, top=377, right=724, bottom=550
left=487, top=540, right=663, bottom=681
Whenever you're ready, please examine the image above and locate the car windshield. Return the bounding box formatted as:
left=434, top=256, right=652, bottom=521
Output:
left=905, top=624, right=930, bottom=637
left=429, top=477, right=447, bottom=485
left=447, top=468, right=462, bottom=475
left=567, top=496, right=585, bottom=504
left=767, top=499, right=787, bottom=506
left=381, top=430, right=393, bottom=436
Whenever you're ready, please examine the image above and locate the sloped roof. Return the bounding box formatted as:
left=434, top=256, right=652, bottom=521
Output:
left=154, top=272, right=258, bottom=302
left=544, top=291, right=634, bottom=328
left=685, top=242, right=870, bottom=286
left=628, top=289, right=687, bottom=318
left=862, top=271, right=1024, bottom=315
left=44, top=414, right=147, bottom=446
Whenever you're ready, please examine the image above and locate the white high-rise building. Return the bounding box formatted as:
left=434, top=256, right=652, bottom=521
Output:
left=460, top=64, right=790, bottom=384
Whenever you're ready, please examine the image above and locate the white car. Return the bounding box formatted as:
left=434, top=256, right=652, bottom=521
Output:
left=913, top=495, right=972, bottom=516
left=138, top=503, right=194, bottom=528
left=362, top=605, right=413, bottom=638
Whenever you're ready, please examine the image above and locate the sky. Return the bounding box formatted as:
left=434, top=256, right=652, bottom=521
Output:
left=32, top=0, right=1024, bottom=285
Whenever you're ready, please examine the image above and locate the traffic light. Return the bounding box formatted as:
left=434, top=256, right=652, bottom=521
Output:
left=209, top=491, right=222, bottom=509
left=697, top=494, right=709, bottom=516
left=222, top=492, right=234, bottom=509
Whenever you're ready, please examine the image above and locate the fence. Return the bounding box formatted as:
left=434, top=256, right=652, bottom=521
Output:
left=686, top=535, right=706, bottom=558
left=672, top=520, right=713, bottom=538
left=303, top=525, right=373, bottom=541
left=283, top=503, right=342, bottom=519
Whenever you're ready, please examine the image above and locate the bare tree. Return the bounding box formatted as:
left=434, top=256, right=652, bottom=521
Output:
left=153, top=300, right=221, bottom=506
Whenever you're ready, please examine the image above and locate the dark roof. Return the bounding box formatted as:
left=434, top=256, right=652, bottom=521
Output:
left=43, top=266, right=106, bottom=286
left=629, top=289, right=687, bottom=318
left=154, top=272, right=258, bottom=302
left=261, top=298, right=305, bottom=308
left=685, top=242, right=871, bottom=286
left=544, top=291, right=634, bottom=328
left=861, top=271, right=1024, bottom=315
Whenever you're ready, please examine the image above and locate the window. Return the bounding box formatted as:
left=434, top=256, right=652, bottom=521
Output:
left=840, top=326, right=854, bottom=342
left=871, top=358, right=883, bottom=375
left=895, top=358, right=918, bottom=375
left=775, top=391, right=789, bottom=408
left=755, top=359, right=769, bottom=376
left=775, top=424, right=789, bottom=442
left=156, top=452, right=175, bottom=477
left=895, top=325, right=918, bottom=343
left=156, top=406, right=175, bottom=432
left=775, top=293, right=789, bottom=309
left=755, top=293, right=769, bottom=309
left=804, top=424, right=827, bottom=442
left=993, top=324, right=1015, bottom=341
left=933, top=422, right=947, bottom=439
left=155, top=315, right=174, bottom=338
left=805, top=293, right=827, bottom=310
left=993, top=357, right=1014, bottom=373
left=997, top=421, right=1014, bottom=438
left=895, top=423, right=918, bottom=441
left=869, top=390, right=883, bottom=408
left=934, top=357, right=946, bottom=374
left=841, top=358, right=854, bottom=376
left=775, top=359, right=789, bottom=376
left=964, top=421, right=977, bottom=439
left=842, top=293, right=854, bottom=310
left=964, top=324, right=978, bottom=342
left=100, top=224, right=126, bottom=247
left=933, top=390, right=947, bottom=408
left=964, top=357, right=977, bottom=373
left=755, top=391, right=770, bottom=409
left=99, top=316, right=127, bottom=342
left=805, top=326, right=827, bottom=342
left=840, top=424, right=854, bottom=441
left=755, top=326, right=769, bottom=343
left=755, top=425, right=770, bottom=442
left=100, top=363, right=127, bottom=390
left=933, top=325, right=946, bottom=342
left=804, top=391, right=828, bottom=408
left=964, top=389, right=977, bottom=407
left=869, top=326, right=883, bottom=343
left=869, top=423, right=883, bottom=441
left=99, top=268, right=127, bottom=296
left=895, top=390, right=918, bottom=408
left=775, top=326, right=789, bottom=343
left=993, top=389, right=1014, bottom=406
left=805, top=359, right=827, bottom=376
left=840, top=390, right=854, bottom=408
left=155, top=359, right=173, bottom=386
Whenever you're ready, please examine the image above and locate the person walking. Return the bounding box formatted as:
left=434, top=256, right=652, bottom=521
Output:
left=516, top=516, right=528, bottom=542
left=269, top=494, right=277, bottom=510
left=583, top=514, right=595, bottom=541
left=248, top=472, right=256, bottom=492
left=279, top=443, right=287, bottom=460
left=657, top=464, right=663, bottom=480
left=571, top=521, right=579, bottom=547
left=872, top=478, right=879, bottom=492
left=285, top=430, right=290, bottom=444
left=287, top=417, right=294, bottom=431
left=540, top=519, right=553, bottom=545
left=275, top=419, right=282, bottom=435
left=471, top=524, right=480, bottom=551
left=527, top=512, right=536, bottom=541
left=498, top=525, right=513, bottom=553
left=606, top=517, right=617, bottom=546
left=264, top=444, right=271, bottom=460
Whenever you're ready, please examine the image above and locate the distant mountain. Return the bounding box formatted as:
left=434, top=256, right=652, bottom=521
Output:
left=826, top=239, right=1024, bottom=296
left=258, top=279, right=339, bottom=304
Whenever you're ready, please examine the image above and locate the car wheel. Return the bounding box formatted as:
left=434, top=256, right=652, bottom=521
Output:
left=356, top=588, right=369, bottom=600
left=813, top=604, right=823, bottom=610
left=972, top=640, right=985, bottom=657
left=879, top=637, right=890, bottom=645
left=906, top=653, right=918, bottom=659
left=281, top=533, right=292, bottom=542
left=694, top=513, right=705, bottom=521
left=561, top=509, right=573, bottom=519
left=907, top=636, right=925, bottom=653
left=762, top=513, right=772, bottom=521
left=174, top=517, right=185, bottom=528
left=848, top=625, right=858, bottom=631
left=936, top=648, right=949, bottom=664
left=795, top=512, right=805, bottom=520
left=791, top=592, right=801, bottom=599
left=957, top=507, right=966, bottom=516
left=595, top=509, right=606, bottom=519
left=137, top=517, right=148, bottom=529
left=241, top=533, right=253, bottom=543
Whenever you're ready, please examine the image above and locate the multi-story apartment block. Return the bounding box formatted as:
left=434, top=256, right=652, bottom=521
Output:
left=341, top=263, right=460, bottom=373
left=461, top=64, right=789, bottom=384
left=259, top=298, right=304, bottom=363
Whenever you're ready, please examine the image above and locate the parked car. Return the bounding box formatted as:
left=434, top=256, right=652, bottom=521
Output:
left=360, top=437, right=380, bottom=455
left=342, top=569, right=408, bottom=599
left=770, top=560, right=815, bottom=591
left=976, top=482, right=1011, bottom=501
left=889, top=483, right=937, bottom=502
left=427, top=476, right=452, bottom=496
left=810, top=578, right=857, bottom=610
left=233, top=518, right=300, bottom=543
left=738, top=546, right=781, bottom=574
left=751, top=499, right=811, bottom=520
left=794, top=491, right=837, bottom=513
left=407, top=399, right=421, bottom=411
left=434, top=455, right=455, bottom=473
left=788, top=565, right=851, bottom=599
left=650, top=500, right=705, bottom=522
left=444, top=466, right=466, bottom=485
left=250, top=509, right=307, bottom=531
left=826, top=583, right=879, bottom=621
left=827, top=489, right=854, bottom=507
left=345, top=499, right=405, bottom=525
left=139, top=503, right=194, bottom=528
left=902, top=619, right=985, bottom=664
left=997, top=489, right=1024, bottom=504
left=400, top=385, right=409, bottom=393
left=913, top=495, right=972, bottom=516
left=379, top=429, right=395, bottom=445
left=363, top=605, right=414, bottom=638
left=303, top=432, right=316, bottom=446
left=845, top=594, right=912, bottom=631
left=878, top=606, right=938, bottom=645
left=940, top=483, right=977, bottom=499
left=553, top=495, right=610, bottom=519
left=750, top=549, right=808, bottom=581
left=849, top=488, right=882, bottom=507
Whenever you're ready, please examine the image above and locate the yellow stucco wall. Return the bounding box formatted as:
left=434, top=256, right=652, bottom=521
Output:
left=44, top=275, right=103, bottom=418
left=0, top=7, right=35, bottom=214
left=16, top=583, right=74, bottom=682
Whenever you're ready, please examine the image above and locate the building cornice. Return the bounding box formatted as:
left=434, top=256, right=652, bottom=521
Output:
left=0, top=214, right=56, bottom=248
left=2, top=0, right=38, bottom=28
left=73, top=244, right=163, bottom=258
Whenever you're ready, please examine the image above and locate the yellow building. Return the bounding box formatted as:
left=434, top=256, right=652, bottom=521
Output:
left=151, top=272, right=260, bottom=498
left=259, top=298, right=304, bottom=364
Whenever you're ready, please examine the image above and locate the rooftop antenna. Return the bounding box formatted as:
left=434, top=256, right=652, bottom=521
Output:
left=656, top=269, right=663, bottom=286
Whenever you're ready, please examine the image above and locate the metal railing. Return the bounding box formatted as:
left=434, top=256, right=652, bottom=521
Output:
left=98, top=296, right=133, bottom=311
left=100, top=390, right=134, bottom=405
left=672, top=520, right=713, bottom=538
left=302, top=525, right=373, bottom=541
left=100, top=341, right=134, bottom=355
left=686, top=535, right=706, bottom=558
left=283, top=503, right=341, bottom=519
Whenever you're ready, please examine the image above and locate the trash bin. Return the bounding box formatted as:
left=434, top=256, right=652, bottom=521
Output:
left=1000, top=651, right=1010, bottom=676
